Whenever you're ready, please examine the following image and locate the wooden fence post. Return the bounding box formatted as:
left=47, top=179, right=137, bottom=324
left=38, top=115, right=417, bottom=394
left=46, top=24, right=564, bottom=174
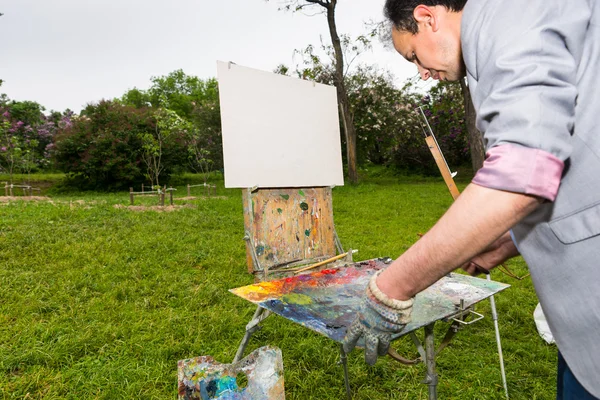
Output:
left=9, top=184, right=13, bottom=197
left=130, top=187, right=134, bottom=205
left=169, top=187, right=174, bottom=205
left=187, top=184, right=190, bottom=197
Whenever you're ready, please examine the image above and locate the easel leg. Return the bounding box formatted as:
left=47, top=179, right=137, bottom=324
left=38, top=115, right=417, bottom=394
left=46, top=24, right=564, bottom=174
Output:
left=339, top=345, right=352, bottom=400
left=233, top=306, right=268, bottom=363
left=488, top=275, right=509, bottom=399
left=424, top=323, right=438, bottom=400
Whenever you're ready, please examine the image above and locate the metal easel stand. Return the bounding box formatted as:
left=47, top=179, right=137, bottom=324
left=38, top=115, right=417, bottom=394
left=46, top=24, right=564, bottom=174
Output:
left=388, top=301, right=484, bottom=400
left=233, top=305, right=271, bottom=363
left=488, top=274, right=509, bottom=399
left=233, top=232, right=270, bottom=363
left=339, top=345, right=352, bottom=400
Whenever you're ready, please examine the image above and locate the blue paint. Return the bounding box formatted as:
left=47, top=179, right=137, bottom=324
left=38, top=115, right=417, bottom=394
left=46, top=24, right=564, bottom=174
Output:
left=199, top=376, right=242, bottom=399
left=255, top=245, right=265, bottom=256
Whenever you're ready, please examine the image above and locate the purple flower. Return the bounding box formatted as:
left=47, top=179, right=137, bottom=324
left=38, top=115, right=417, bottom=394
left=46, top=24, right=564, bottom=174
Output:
left=1, top=146, right=6, bottom=152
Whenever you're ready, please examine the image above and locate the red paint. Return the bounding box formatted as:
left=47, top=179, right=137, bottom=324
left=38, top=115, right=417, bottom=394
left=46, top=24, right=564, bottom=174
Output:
left=320, top=269, right=339, bottom=275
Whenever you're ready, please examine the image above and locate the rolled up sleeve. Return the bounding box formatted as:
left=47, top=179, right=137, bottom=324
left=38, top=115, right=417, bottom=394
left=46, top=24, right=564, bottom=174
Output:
left=465, top=0, right=588, bottom=201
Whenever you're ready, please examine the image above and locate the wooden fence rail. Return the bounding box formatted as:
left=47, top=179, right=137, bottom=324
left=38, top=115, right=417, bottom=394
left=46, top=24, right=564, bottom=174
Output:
left=4, top=183, right=41, bottom=196
left=187, top=183, right=216, bottom=197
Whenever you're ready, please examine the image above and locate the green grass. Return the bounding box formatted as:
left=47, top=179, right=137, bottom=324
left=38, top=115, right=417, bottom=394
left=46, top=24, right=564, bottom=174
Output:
left=0, top=171, right=556, bottom=399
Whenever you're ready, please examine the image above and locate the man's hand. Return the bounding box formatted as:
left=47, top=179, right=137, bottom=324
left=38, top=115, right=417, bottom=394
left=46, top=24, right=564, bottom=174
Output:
left=342, top=270, right=414, bottom=365
left=462, top=231, right=520, bottom=275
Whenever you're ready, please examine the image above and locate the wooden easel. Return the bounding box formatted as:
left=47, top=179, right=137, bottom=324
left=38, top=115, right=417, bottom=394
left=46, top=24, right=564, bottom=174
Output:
left=233, top=186, right=356, bottom=397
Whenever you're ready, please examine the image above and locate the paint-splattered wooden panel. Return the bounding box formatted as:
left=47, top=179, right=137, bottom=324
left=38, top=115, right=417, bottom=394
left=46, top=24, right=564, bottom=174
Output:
left=242, top=187, right=337, bottom=274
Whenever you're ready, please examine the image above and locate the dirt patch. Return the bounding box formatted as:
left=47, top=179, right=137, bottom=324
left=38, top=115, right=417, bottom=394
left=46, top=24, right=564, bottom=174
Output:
left=113, top=204, right=196, bottom=212
left=176, top=196, right=228, bottom=201
left=0, top=196, right=53, bottom=203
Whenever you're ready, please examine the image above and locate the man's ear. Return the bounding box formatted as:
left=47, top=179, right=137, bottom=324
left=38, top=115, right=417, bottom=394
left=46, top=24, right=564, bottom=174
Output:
left=413, top=5, right=439, bottom=32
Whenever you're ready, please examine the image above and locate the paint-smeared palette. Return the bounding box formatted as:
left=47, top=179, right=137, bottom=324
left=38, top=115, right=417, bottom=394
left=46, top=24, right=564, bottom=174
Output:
left=230, top=258, right=509, bottom=343
left=177, top=346, right=285, bottom=400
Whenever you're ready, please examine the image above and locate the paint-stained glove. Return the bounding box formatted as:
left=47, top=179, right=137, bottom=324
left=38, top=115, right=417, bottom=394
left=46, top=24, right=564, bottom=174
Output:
left=342, top=270, right=414, bottom=365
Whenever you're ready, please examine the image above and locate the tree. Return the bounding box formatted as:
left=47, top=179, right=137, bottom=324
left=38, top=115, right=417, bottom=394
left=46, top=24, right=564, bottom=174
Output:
left=120, top=88, right=151, bottom=109
left=147, top=70, right=214, bottom=120
left=269, top=0, right=360, bottom=183
left=345, top=65, right=403, bottom=165
left=140, top=97, right=191, bottom=188
left=459, top=79, right=485, bottom=172
left=120, top=72, right=223, bottom=176
left=187, top=92, right=222, bottom=181
left=7, top=101, right=45, bottom=127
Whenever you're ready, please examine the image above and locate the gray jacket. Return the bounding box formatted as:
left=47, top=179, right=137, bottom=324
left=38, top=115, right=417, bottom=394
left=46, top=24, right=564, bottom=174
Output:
left=463, top=0, right=600, bottom=395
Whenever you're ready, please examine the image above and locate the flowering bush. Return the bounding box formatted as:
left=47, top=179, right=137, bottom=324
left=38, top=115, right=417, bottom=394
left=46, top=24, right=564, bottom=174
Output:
left=0, top=101, right=60, bottom=180
left=52, top=100, right=186, bottom=190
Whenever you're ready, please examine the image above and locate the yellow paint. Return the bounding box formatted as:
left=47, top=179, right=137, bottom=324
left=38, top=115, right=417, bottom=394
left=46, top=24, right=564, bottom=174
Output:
left=281, top=293, right=313, bottom=305
left=231, top=281, right=284, bottom=301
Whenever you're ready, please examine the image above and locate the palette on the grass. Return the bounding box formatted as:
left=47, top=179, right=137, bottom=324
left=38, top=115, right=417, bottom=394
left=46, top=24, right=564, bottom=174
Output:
left=230, top=258, right=509, bottom=344
left=177, top=346, right=284, bottom=400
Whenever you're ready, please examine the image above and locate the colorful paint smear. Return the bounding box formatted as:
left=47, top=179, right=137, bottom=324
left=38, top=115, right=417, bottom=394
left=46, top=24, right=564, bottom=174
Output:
left=230, top=258, right=509, bottom=344
left=177, top=346, right=285, bottom=400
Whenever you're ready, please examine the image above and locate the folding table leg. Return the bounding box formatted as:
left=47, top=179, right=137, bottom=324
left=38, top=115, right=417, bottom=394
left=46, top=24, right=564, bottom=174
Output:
left=424, top=323, right=438, bottom=400
left=233, top=306, right=269, bottom=363
left=339, top=345, right=352, bottom=400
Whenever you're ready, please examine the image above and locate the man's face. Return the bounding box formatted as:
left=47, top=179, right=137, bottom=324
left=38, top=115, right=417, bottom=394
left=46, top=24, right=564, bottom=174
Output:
left=391, top=6, right=464, bottom=82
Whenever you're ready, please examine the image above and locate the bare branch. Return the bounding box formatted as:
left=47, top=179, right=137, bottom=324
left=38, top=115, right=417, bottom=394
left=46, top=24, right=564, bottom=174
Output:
left=305, top=0, right=328, bottom=7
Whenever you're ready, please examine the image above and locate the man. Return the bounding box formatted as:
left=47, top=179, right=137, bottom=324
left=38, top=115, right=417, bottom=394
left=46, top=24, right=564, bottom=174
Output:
left=342, top=0, right=600, bottom=398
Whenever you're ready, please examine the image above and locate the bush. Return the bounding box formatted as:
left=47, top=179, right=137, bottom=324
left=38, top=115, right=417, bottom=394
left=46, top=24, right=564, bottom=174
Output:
left=53, top=100, right=186, bottom=190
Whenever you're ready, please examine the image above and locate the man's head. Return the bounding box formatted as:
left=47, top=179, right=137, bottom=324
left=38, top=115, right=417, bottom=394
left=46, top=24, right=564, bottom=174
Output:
left=384, top=0, right=467, bottom=81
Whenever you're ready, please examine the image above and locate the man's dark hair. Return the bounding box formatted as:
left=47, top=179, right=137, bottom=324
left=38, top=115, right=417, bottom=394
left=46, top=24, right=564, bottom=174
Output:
left=384, top=0, right=467, bottom=34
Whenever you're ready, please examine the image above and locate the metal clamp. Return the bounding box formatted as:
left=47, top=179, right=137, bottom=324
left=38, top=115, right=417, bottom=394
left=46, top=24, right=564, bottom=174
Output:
left=445, top=299, right=483, bottom=330
left=450, top=309, right=484, bottom=325
left=448, top=298, right=484, bottom=325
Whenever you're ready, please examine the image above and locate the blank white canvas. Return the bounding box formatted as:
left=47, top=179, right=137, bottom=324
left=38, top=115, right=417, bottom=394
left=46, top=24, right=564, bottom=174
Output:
left=217, top=61, right=344, bottom=188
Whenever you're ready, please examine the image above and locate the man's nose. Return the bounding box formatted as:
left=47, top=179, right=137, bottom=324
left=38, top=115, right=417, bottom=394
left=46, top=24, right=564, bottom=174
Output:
left=417, top=64, right=430, bottom=80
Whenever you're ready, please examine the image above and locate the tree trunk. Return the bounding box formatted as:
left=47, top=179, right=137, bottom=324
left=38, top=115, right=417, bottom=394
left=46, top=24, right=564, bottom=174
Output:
left=460, top=79, right=485, bottom=173
left=326, top=1, right=358, bottom=183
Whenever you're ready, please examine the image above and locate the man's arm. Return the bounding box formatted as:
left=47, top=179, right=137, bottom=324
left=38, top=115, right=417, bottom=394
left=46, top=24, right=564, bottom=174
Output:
left=376, top=182, right=541, bottom=301
left=462, top=230, right=520, bottom=276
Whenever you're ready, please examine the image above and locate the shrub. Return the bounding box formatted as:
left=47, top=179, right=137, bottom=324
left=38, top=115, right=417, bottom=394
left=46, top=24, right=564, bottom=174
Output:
left=53, top=100, right=186, bottom=190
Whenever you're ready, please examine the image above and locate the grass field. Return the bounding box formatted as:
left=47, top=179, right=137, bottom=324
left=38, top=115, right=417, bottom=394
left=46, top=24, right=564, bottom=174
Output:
left=0, top=170, right=556, bottom=399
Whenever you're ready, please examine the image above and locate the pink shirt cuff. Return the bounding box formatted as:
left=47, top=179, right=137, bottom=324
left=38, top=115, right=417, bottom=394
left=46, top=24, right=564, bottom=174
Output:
left=472, top=144, right=564, bottom=201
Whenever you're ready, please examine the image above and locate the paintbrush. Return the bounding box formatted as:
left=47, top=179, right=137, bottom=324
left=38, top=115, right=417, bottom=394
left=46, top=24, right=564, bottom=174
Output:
left=292, top=249, right=358, bottom=274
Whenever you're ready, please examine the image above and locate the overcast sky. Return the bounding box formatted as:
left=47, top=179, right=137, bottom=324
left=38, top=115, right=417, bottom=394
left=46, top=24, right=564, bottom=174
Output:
left=0, top=0, right=427, bottom=113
